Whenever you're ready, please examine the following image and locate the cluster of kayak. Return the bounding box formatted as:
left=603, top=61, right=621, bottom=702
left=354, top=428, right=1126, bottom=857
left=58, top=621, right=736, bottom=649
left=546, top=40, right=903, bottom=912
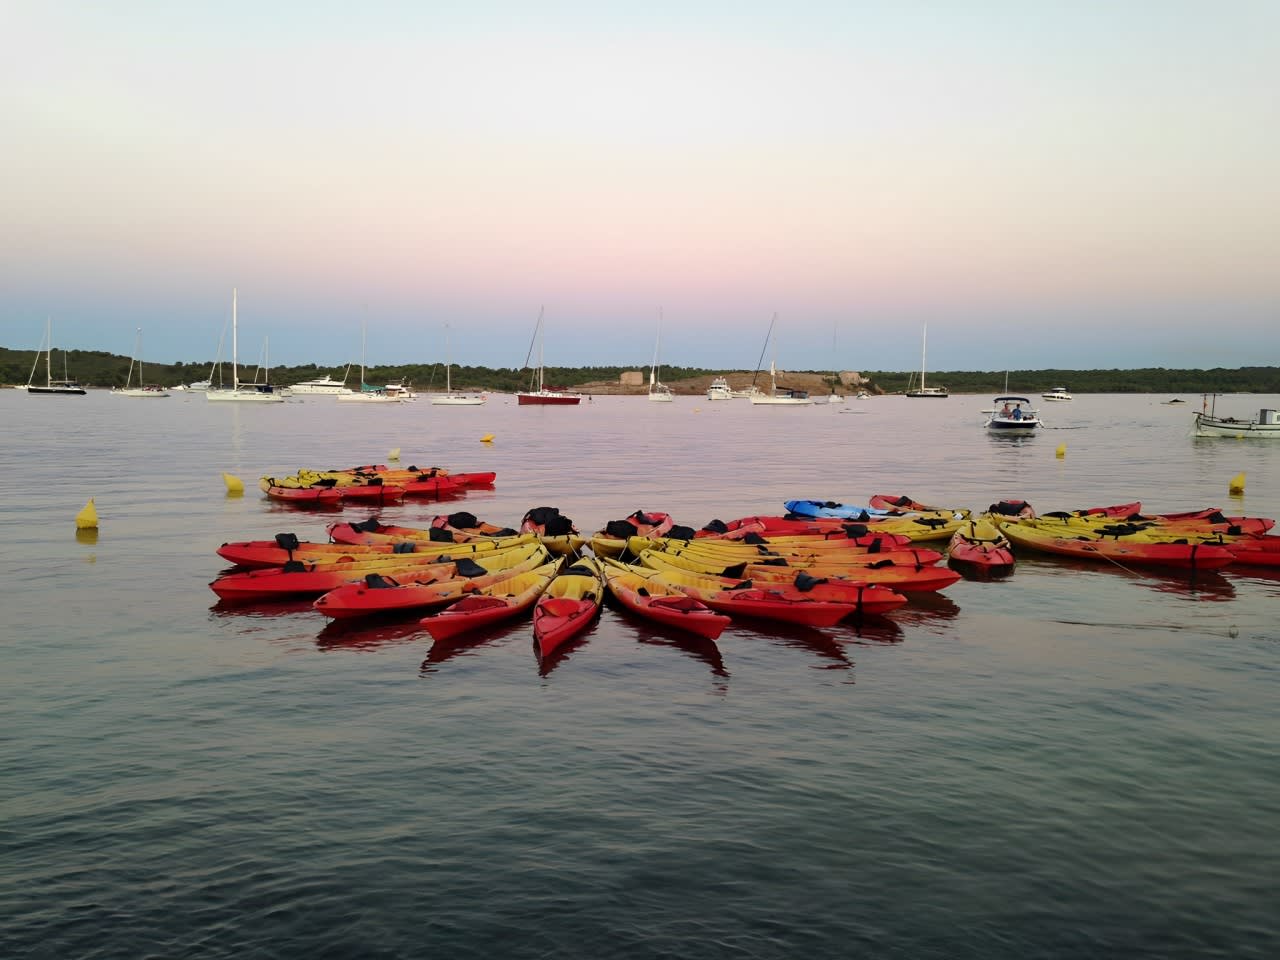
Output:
left=212, top=504, right=970, bottom=661
left=785, top=495, right=1279, bottom=575
left=258, top=464, right=496, bottom=505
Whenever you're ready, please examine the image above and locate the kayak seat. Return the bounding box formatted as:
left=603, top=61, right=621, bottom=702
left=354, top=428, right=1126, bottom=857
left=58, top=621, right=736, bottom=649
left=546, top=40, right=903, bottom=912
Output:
left=454, top=558, right=488, bottom=578
left=606, top=519, right=639, bottom=538
left=352, top=518, right=382, bottom=533
left=702, top=519, right=729, bottom=534
left=365, top=574, right=398, bottom=588
left=448, top=511, right=479, bottom=529
left=392, top=542, right=417, bottom=554
left=666, top=525, right=696, bottom=541
left=429, top=528, right=457, bottom=542
left=282, top=560, right=307, bottom=573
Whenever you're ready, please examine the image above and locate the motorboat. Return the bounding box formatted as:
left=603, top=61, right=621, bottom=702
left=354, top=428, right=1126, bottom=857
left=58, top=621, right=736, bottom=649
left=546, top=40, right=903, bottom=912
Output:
left=706, top=377, right=732, bottom=401
left=1042, top=386, right=1073, bottom=401
left=291, top=369, right=353, bottom=395
left=985, top=396, right=1040, bottom=432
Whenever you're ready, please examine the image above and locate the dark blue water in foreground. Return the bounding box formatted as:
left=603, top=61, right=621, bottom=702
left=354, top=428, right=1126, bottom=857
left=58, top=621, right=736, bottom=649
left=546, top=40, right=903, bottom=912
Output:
left=2, top=390, right=1278, bottom=959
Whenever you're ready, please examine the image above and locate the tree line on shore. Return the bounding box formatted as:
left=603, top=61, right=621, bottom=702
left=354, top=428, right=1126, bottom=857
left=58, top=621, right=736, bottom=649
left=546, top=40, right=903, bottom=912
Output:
left=2, top=346, right=1278, bottom=394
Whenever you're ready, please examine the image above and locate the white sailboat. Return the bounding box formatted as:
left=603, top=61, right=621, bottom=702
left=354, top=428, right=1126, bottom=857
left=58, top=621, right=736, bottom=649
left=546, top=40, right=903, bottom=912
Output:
left=113, top=328, right=170, bottom=397
left=206, top=289, right=287, bottom=403
left=25, top=319, right=86, bottom=395
left=336, top=320, right=408, bottom=403
left=905, top=324, right=948, bottom=398
left=750, top=314, right=812, bottom=405
left=431, top=322, right=486, bottom=405
left=648, top=309, right=673, bottom=402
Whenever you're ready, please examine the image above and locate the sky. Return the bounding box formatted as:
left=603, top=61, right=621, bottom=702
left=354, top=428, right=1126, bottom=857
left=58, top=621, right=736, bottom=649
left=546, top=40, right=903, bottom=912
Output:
left=2, top=1, right=1278, bottom=373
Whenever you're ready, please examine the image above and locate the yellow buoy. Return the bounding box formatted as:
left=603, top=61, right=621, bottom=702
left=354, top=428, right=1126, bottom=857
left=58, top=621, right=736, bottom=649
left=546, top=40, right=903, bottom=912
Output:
left=481, top=433, right=494, bottom=443
left=222, top=472, right=245, bottom=494
left=1055, top=443, right=1066, bottom=459
left=389, top=447, right=401, bottom=461
left=1229, top=472, right=1245, bottom=495
left=75, top=498, right=98, bottom=530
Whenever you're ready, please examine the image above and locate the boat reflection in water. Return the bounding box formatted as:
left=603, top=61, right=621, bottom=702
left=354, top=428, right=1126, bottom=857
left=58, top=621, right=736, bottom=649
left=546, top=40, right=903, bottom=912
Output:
left=315, top=618, right=424, bottom=652
left=420, top=620, right=529, bottom=675
left=631, top=622, right=729, bottom=680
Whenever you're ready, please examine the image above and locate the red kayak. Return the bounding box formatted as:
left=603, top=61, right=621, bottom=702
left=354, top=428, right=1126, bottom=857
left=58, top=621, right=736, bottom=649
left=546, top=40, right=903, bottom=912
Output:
left=420, top=563, right=561, bottom=640
left=603, top=564, right=731, bottom=639
left=1224, top=535, right=1280, bottom=567
left=261, top=484, right=342, bottom=507
left=534, top=557, right=606, bottom=658
left=867, top=494, right=945, bottom=513
left=313, top=550, right=551, bottom=620
left=218, top=534, right=432, bottom=569
left=947, top=519, right=1015, bottom=578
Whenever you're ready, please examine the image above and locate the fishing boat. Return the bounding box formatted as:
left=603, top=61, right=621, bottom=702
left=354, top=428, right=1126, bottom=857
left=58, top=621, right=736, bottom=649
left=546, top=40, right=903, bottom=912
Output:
left=336, top=320, right=408, bottom=404
left=290, top=368, right=353, bottom=395
left=1193, top=394, right=1280, bottom=439
left=206, top=290, right=287, bottom=403
left=431, top=322, right=486, bottom=405
left=648, top=310, right=673, bottom=402
left=985, top=396, right=1041, bottom=432
left=1041, top=386, right=1073, bottom=401
left=112, top=329, right=170, bottom=397
left=905, top=324, right=948, bottom=398
left=706, top=376, right=733, bottom=400
left=24, top=320, right=86, bottom=395
left=750, top=314, right=813, bottom=405
left=517, top=308, right=581, bottom=405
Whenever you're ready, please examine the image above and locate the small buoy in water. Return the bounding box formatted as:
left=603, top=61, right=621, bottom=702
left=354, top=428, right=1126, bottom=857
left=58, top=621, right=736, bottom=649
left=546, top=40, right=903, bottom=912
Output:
left=75, top=498, right=98, bottom=530
left=222, top=472, right=244, bottom=494
left=1229, top=472, right=1245, bottom=495
left=1055, top=443, right=1066, bottom=459
left=389, top=447, right=401, bottom=461
left=481, top=433, right=494, bottom=443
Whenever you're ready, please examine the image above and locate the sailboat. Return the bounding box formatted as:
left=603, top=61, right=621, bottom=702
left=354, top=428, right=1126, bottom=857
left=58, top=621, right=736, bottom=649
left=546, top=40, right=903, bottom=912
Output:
left=750, top=314, right=812, bottom=405
left=905, top=324, right=948, bottom=398
left=517, top=308, right=581, bottom=405
left=336, top=319, right=407, bottom=403
left=113, top=328, right=170, bottom=397
left=25, top=319, right=86, bottom=395
left=431, top=322, right=486, bottom=405
left=206, top=289, right=287, bottom=403
left=648, top=309, right=673, bottom=402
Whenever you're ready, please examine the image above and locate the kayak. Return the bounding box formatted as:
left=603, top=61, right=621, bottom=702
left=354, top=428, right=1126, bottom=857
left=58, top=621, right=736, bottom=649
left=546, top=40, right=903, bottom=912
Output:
left=419, top=562, right=561, bottom=640
left=947, top=518, right=1015, bottom=578
left=636, top=548, right=962, bottom=593
left=258, top=475, right=406, bottom=504
left=1022, top=511, right=1274, bottom=539
left=534, top=556, right=607, bottom=658
left=994, top=519, right=1236, bottom=569
left=1224, top=535, right=1280, bottom=567
left=259, top=484, right=342, bottom=506
left=328, top=520, right=532, bottom=549
left=867, top=494, right=947, bottom=513
left=615, top=558, right=909, bottom=619
left=607, top=560, right=862, bottom=627
left=784, top=499, right=912, bottom=520
left=210, top=540, right=543, bottom=602
left=589, top=510, right=677, bottom=559
left=218, top=533, right=438, bottom=569
left=638, top=535, right=944, bottom=566
left=602, top=561, right=731, bottom=639
left=314, top=551, right=554, bottom=620
left=323, top=465, right=496, bottom=488
left=520, top=506, right=588, bottom=556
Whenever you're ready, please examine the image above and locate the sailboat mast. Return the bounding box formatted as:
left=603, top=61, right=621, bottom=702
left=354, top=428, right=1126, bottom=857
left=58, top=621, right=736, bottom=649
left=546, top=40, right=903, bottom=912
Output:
left=445, top=323, right=451, bottom=393
left=45, top=318, right=52, bottom=387
left=232, top=289, right=240, bottom=391
left=921, top=323, right=927, bottom=391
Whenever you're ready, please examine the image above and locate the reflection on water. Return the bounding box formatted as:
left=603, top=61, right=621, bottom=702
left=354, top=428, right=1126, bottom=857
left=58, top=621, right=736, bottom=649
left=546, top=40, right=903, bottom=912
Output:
left=4, top=390, right=1280, bottom=960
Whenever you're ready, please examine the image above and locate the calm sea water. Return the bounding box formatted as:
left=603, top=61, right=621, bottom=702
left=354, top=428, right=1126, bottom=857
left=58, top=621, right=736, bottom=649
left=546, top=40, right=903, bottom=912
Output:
left=2, top=389, right=1277, bottom=959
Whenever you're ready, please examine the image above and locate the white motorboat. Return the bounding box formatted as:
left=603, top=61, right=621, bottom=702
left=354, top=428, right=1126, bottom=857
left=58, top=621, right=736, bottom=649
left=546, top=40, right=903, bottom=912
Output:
left=985, top=396, right=1040, bottom=432
left=1042, top=386, right=1073, bottom=401
left=706, top=377, right=732, bottom=401
left=291, top=369, right=353, bottom=395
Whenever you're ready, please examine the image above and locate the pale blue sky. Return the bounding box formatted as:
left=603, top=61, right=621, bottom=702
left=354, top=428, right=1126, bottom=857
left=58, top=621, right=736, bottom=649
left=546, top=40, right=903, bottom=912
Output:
left=3, top=1, right=1277, bottom=371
